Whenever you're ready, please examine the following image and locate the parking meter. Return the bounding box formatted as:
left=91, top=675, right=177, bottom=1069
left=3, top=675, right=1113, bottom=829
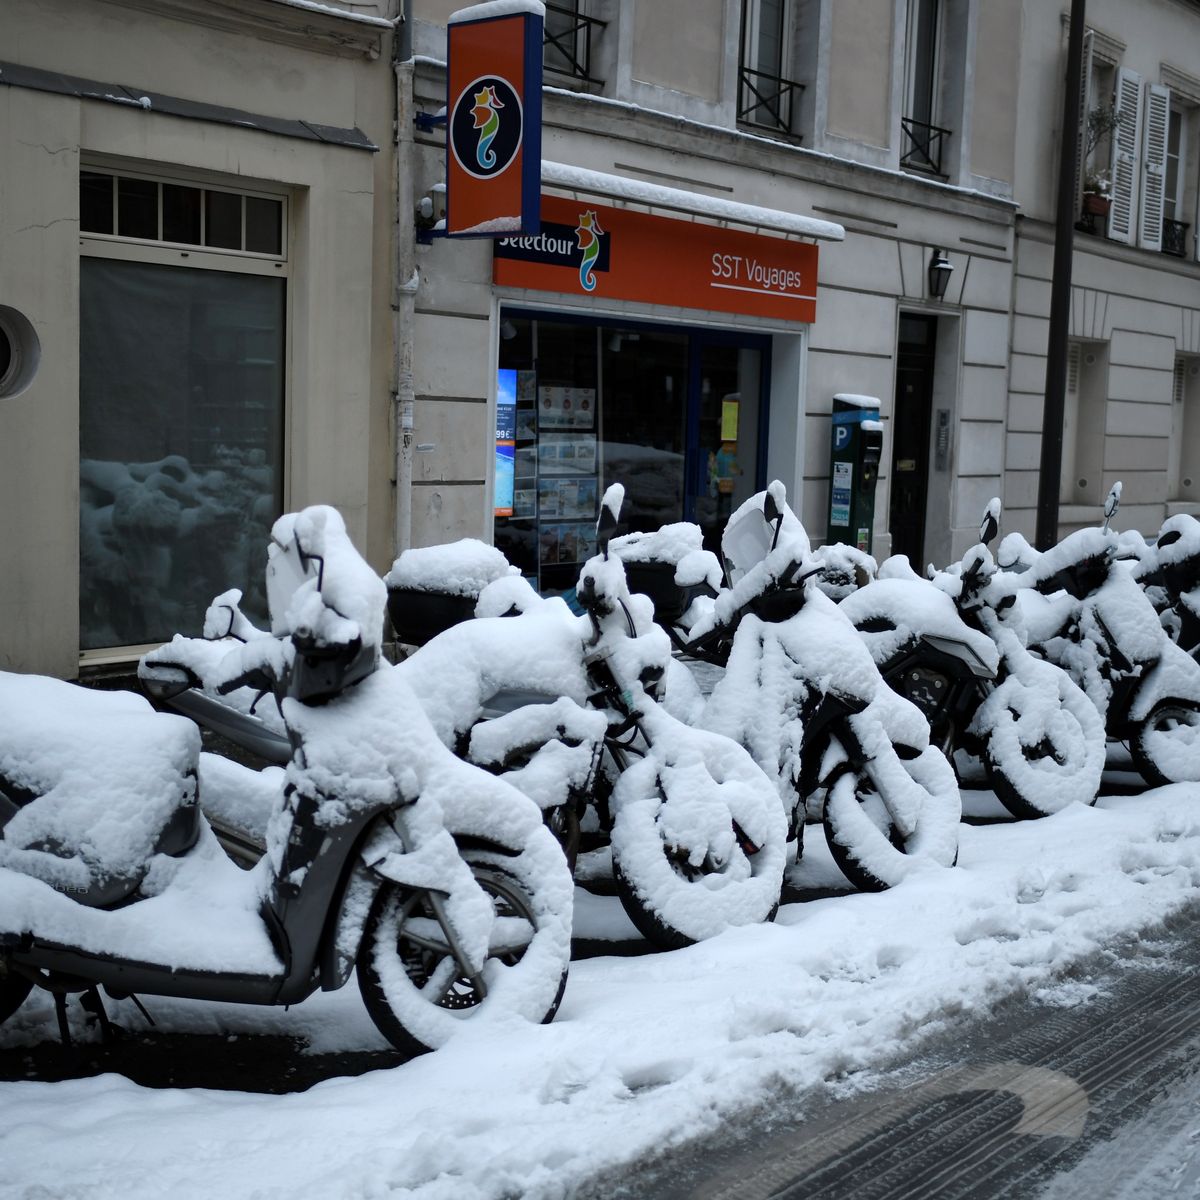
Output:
left=828, top=393, right=882, bottom=553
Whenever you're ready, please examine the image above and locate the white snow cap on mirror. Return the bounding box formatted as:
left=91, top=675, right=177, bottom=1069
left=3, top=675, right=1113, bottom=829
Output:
left=599, top=483, right=625, bottom=525
left=980, top=497, right=1002, bottom=546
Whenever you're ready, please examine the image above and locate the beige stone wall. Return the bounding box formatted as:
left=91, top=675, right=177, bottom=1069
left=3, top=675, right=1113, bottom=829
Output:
left=630, top=0, right=724, bottom=102
left=826, top=0, right=894, bottom=148
left=970, top=0, right=1020, bottom=184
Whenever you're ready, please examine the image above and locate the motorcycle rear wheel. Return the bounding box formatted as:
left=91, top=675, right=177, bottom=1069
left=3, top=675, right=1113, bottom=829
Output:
left=982, top=672, right=1104, bottom=819
left=609, top=783, right=785, bottom=950
left=357, top=844, right=569, bottom=1056
left=822, top=747, right=960, bottom=892
left=1131, top=700, right=1200, bottom=787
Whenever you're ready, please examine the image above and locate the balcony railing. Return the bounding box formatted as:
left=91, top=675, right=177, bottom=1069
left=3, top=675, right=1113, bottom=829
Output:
left=543, top=3, right=607, bottom=87
left=901, top=116, right=952, bottom=178
left=1164, top=218, right=1191, bottom=258
left=738, top=66, right=803, bottom=135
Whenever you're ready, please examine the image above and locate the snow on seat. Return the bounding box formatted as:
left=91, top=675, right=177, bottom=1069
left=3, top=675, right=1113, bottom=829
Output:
left=0, top=671, right=199, bottom=897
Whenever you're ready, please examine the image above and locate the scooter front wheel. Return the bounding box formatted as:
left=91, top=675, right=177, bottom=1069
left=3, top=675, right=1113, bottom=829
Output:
left=357, top=843, right=569, bottom=1056
left=822, top=745, right=960, bottom=892
left=1131, top=700, right=1200, bottom=787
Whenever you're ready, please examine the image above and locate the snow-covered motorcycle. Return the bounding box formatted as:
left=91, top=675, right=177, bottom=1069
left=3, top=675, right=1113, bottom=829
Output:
left=393, top=486, right=788, bottom=949
left=0, top=504, right=575, bottom=1056
left=838, top=501, right=1106, bottom=819
left=615, top=483, right=961, bottom=893
left=993, top=485, right=1200, bottom=787
left=1127, top=514, right=1200, bottom=659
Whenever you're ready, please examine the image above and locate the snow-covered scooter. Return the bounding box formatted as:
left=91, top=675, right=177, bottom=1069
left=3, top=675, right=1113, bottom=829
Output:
left=615, top=483, right=961, bottom=892
left=994, top=484, right=1200, bottom=787
left=839, top=501, right=1106, bottom=819
left=0, top=506, right=572, bottom=1054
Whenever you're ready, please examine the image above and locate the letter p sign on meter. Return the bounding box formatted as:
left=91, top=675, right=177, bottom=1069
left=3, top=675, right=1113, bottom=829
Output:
left=828, top=394, right=883, bottom=553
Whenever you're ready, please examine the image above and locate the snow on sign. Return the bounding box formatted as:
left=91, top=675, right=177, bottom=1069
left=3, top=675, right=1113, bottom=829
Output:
left=445, top=2, right=544, bottom=237
left=495, top=196, right=820, bottom=322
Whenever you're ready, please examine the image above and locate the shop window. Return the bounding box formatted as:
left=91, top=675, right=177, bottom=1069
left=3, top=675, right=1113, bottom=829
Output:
left=495, top=314, right=767, bottom=594
left=78, top=167, right=287, bottom=654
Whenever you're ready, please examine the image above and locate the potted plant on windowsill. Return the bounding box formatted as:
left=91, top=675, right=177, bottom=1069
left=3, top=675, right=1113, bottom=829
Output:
left=1082, top=170, right=1112, bottom=217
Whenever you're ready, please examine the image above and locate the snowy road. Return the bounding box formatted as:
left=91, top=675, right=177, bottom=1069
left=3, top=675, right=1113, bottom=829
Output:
left=3, top=784, right=1200, bottom=1199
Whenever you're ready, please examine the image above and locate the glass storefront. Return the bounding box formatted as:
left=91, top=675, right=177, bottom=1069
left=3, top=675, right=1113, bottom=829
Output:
left=495, top=311, right=768, bottom=592
left=79, top=258, right=285, bottom=649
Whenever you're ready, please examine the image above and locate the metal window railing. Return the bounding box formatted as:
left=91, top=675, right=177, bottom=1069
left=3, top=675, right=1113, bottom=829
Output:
left=901, top=116, right=952, bottom=178
left=543, top=3, right=607, bottom=87
left=738, top=66, right=803, bottom=135
left=1163, top=218, right=1191, bottom=258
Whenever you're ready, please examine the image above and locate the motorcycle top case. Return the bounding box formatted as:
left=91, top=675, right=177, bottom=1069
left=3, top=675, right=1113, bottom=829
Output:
left=387, top=586, right=479, bottom=647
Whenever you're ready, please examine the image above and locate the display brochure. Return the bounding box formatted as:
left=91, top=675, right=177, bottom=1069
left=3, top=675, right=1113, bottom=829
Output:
left=538, top=385, right=595, bottom=430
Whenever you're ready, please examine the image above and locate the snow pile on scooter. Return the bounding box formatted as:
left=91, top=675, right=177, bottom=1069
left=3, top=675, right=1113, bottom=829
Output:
left=385, top=538, right=518, bottom=597
left=0, top=675, right=198, bottom=893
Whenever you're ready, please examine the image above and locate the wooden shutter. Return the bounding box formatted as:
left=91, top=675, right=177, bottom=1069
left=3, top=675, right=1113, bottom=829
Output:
left=1107, top=67, right=1143, bottom=244
left=1074, top=31, right=1095, bottom=207
left=1138, top=84, right=1170, bottom=251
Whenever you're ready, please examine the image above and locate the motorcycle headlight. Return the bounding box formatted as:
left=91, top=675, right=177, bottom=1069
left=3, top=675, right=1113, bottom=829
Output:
left=897, top=665, right=952, bottom=716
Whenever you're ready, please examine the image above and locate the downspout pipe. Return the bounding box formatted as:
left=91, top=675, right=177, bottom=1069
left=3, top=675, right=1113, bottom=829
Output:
left=393, top=7, right=418, bottom=557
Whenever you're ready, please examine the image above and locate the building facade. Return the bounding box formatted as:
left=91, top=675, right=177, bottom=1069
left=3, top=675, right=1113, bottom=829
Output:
left=1007, top=0, right=1200, bottom=540
left=2, top=0, right=1198, bottom=678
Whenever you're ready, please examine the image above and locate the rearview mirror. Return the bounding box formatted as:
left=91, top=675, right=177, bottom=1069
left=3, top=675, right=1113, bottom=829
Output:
left=1102, top=481, right=1122, bottom=532
left=597, top=483, right=625, bottom=558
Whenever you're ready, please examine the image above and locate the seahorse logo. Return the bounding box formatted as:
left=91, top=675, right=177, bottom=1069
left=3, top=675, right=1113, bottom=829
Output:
left=471, top=84, right=504, bottom=171
left=450, top=75, right=522, bottom=180
left=576, top=210, right=604, bottom=292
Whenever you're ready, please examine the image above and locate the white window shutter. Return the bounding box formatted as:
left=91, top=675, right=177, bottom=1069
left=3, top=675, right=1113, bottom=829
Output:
left=1138, top=84, right=1170, bottom=251
left=1075, top=31, right=1095, bottom=206
left=1107, top=67, right=1143, bottom=244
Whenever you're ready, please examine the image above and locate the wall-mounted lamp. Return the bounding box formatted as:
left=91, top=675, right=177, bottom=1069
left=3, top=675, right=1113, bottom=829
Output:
left=928, top=248, right=954, bottom=301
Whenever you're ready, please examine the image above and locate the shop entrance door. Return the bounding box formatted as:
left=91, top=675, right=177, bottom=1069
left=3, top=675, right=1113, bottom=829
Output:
left=686, top=334, right=767, bottom=554
left=888, top=314, right=937, bottom=566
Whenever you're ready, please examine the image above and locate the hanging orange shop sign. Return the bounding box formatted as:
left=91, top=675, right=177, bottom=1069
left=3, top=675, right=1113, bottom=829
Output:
left=493, top=196, right=819, bottom=323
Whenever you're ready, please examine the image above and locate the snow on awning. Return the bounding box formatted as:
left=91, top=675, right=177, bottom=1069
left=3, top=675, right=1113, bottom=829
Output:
left=540, top=161, right=845, bottom=243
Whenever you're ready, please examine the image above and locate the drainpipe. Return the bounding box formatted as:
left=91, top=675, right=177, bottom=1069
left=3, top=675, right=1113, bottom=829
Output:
left=393, top=10, right=418, bottom=556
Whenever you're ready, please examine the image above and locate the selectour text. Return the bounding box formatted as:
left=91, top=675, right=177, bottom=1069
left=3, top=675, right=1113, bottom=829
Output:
left=711, top=254, right=806, bottom=293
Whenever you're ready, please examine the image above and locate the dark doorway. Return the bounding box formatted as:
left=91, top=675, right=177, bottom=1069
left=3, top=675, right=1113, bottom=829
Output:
left=888, top=313, right=938, bottom=566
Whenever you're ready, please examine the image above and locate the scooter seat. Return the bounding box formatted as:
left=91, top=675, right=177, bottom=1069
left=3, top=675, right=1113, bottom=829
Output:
left=0, top=672, right=201, bottom=906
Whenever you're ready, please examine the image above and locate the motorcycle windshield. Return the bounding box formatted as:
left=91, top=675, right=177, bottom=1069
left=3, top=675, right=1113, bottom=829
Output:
left=266, top=535, right=320, bottom=636
left=722, top=505, right=774, bottom=587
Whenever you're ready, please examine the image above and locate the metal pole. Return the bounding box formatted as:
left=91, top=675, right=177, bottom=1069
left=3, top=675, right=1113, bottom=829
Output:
left=1036, top=0, right=1087, bottom=550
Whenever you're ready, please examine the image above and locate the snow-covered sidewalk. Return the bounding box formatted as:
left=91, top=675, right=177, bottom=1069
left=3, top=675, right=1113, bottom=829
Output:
left=4, top=786, right=1200, bottom=1200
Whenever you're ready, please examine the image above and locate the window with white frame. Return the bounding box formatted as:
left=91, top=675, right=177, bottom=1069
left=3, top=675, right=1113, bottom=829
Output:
left=1088, top=60, right=1197, bottom=257
left=739, top=0, right=801, bottom=134
left=78, top=165, right=288, bottom=654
